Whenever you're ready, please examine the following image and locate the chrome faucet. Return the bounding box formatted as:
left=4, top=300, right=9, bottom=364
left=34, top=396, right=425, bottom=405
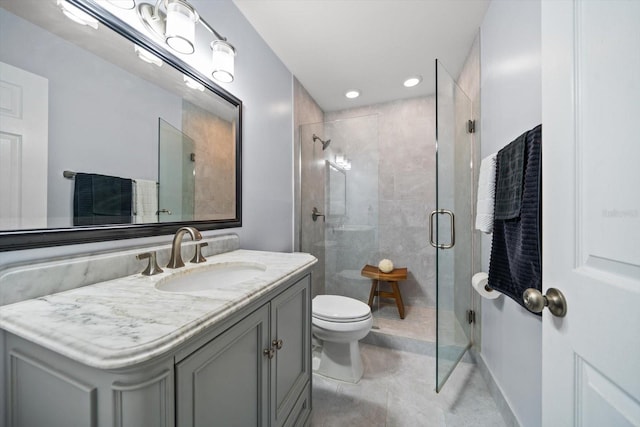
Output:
left=166, top=226, right=202, bottom=268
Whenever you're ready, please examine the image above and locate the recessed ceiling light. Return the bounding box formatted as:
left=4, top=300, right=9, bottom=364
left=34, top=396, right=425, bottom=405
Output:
left=345, top=90, right=360, bottom=99
left=403, top=76, right=422, bottom=88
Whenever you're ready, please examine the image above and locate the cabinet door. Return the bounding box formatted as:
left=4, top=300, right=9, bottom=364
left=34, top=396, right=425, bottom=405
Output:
left=270, top=276, right=311, bottom=427
left=176, top=305, right=270, bottom=427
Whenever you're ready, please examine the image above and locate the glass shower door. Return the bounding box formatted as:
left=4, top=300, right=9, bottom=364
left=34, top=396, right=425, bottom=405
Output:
left=434, top=59, right=474, bottom=392
left=158, top=118, right=195, bottom=222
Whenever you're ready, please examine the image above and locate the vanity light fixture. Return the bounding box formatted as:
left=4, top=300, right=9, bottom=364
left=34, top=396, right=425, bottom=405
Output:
left=57, top=0, right=99, bottom=29
left=134, top=45, right=163, bottom=66
left=164, top=0, right=197, bottom=54
left=403, top=76, right=422, bottom=88
left=345, top=90, right=360, bottom=99
left=183, top=75, right=205, bottom=91
left=105, top=0, right=136, bottom=9
left=137, top=0, right=237, bottom=82
left=211, top=40, right=236, bottom=83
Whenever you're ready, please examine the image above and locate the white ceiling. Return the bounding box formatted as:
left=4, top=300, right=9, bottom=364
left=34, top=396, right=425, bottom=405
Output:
left=233, top=0, right=490, bottom=112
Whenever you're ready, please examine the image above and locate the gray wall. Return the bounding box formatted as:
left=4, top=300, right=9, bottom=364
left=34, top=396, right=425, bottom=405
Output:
left=480, top=1, right=542, bottom=426
left=0, top=0, right=294, bottom=267
left=191, top=0, right=294, bottom=253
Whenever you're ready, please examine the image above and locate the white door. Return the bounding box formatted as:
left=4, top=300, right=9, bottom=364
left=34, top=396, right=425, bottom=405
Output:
left=0, top=61, right=48, bottom=229
left=541, top=1, right=640, bottom=425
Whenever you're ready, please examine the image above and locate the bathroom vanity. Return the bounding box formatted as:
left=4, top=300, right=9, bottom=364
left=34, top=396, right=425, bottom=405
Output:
left=0, top=245, right=316, bottom=427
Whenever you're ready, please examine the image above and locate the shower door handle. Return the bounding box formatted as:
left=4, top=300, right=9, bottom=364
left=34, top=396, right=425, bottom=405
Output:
left=429, top=209, right=455, bottom=249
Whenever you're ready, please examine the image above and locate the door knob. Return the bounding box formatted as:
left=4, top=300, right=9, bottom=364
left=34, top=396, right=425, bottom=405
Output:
left=522, top=288, right=567, bottom=317
left=272, top=339, right=283, bottom=350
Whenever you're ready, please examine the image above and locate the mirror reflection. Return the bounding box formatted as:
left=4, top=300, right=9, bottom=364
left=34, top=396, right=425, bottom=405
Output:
left=326, top=161, right=346, bottom=217
left=0, top=0, right=239, bottom=233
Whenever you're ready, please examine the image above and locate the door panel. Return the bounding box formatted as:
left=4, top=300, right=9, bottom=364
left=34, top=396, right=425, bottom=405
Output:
left=434, top=59, right=474, bottom=392
left=541, top=1, right=640, bottom=425
left=271, top=276, right=310, bottom=427
left=175, top=305, right=270, bottom=427
left=0, top=61, right=48, bottom=229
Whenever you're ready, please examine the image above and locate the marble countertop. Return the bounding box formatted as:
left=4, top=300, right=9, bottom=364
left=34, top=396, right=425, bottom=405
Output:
left=0, top=250, right=316, bottom=370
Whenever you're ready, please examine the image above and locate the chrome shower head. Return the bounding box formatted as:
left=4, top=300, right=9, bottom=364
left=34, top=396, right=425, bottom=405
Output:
left=312, top=134, right=331, bottom=150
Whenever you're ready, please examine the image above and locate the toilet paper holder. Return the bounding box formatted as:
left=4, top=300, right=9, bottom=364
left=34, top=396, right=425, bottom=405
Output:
left=471, top=272, right=501, bottom=300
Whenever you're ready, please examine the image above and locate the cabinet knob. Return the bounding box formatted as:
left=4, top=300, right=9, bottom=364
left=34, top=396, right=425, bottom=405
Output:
left=263, top=347, right=275, bottom=359
left=272, top=339, right=283, bottom=350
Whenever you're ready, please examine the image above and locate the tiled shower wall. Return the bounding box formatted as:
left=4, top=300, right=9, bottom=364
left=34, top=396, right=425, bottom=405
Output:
left=324, top=98, right=437, bottom=307
left=294, top=78, right=325, bottom=298
left=183, top=100, right=236, bottom=220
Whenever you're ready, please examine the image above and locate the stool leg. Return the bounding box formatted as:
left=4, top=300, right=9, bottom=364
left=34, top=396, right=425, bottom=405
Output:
left=390, top=281, right=405, bottom=319
left=368, top=279, right=378, bottom=308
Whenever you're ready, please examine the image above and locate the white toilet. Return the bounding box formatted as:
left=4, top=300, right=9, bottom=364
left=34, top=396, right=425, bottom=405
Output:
left=312, top=295, right=373, bottom=383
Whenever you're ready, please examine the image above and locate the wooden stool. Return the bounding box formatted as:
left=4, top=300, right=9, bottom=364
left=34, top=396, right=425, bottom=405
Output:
left=361, top=264, right=408, bottom=319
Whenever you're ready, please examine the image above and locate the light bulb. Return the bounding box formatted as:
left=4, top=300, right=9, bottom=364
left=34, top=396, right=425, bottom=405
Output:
left=211, top=40, right=236, bottom=83
left=165, top=0, right=197, bottom=54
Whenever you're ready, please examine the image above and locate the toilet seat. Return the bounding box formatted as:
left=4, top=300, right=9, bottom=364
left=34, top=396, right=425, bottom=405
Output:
left=312, top=295, right=371, bottom=323
left=312, top=315, right=373, bottom=334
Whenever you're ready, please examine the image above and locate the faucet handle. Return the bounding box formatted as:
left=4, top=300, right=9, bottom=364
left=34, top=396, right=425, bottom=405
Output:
left=137, top=251, right=164, bottom=276
left=190, top=242, right=208, bottom=264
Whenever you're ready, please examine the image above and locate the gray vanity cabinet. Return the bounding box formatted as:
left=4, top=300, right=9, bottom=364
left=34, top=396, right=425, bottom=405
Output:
left=175, top=274, right=311, bottom=427
left=2, top=273, right=312, bottom=427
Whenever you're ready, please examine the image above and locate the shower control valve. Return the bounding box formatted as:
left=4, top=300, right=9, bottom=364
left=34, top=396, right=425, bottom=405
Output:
left=312, top=207, right=325, bottom=222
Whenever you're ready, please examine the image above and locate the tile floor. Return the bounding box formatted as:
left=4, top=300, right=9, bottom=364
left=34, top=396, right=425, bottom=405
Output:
left=370, top=304, right=437, bottom=341
left=311, top=343, right=506, bottom=427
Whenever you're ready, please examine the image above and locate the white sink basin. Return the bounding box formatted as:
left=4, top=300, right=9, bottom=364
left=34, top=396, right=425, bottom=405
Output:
left=155, top=262, right=267, bottom=293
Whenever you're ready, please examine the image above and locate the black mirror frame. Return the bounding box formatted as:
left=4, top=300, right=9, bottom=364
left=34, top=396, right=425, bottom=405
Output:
left=0, top=0, right=242, bottom=252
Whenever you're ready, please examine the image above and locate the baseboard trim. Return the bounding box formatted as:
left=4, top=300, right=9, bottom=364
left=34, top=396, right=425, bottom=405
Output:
left=469, top=348, right=521, bottom=427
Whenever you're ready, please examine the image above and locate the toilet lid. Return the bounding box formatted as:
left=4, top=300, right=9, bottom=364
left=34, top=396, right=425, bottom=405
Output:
left=312, top=295, right=371, bottom=322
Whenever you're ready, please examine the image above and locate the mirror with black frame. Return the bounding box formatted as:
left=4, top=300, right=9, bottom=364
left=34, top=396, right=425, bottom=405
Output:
left=0, top=0, right=242, bottom=251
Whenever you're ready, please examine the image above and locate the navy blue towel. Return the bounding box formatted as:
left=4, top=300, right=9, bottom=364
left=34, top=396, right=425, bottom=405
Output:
left=494, top=133, right=526, bottom=220
left=488, top=124, right=542, bottom=313
left=73, top=173, right=133, bottom=226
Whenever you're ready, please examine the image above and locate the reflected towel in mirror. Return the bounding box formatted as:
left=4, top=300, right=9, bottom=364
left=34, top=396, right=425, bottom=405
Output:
left=73, top=173, right=132, bottom=226
left=133, top=179, right=158, bottom=224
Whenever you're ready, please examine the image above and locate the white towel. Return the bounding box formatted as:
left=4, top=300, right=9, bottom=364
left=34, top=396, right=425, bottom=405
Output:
left=132, top=179, right=158, bottom=224
left=475, top=153, right=497, bottom=233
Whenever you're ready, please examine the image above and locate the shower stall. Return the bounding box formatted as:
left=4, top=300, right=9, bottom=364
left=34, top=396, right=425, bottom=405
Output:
left=298, top=60, right=478, bottom=392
